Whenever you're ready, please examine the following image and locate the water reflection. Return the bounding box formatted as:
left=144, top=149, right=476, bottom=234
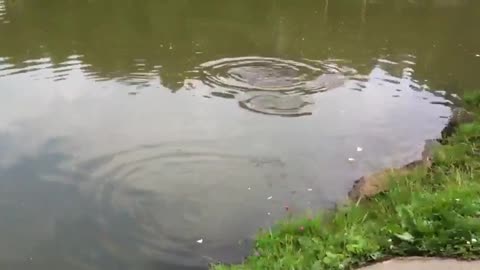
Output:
left=0, top=0, right=5, bottom=22
left=0, top=66, right=452, bottom=269
left=0, top=0, right=477, bottom=269
left=0, top=140, right=220, bottom=270
left=0, top=0, right=478, bottom=90
left=77, top=142, right=285, bottom=266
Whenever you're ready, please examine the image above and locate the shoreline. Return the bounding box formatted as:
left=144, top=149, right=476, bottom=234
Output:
left=214, top=92, right=480, bottom=270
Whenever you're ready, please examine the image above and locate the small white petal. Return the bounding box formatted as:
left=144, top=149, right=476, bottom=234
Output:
left=267, top=196, right=273, bottom=200
left=472, top=238, right=477, bottom=243
left=247, top=187, right=251, bottom=191
left=307, top=188, right=313, bottom=192
left=476, top=54, right=480, bottom=57
left=348, top=158, right=355, bottom=162
left=356, top=147, right=363, bottom=152
left=267, top=212, right=271, bottom=216
left=196, top=239, right=203, bottom=244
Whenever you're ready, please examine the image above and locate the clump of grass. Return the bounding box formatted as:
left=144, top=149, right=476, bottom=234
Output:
left=214, top=96, right=480, bottom=270
left=464, top=91, right=480, bottom=108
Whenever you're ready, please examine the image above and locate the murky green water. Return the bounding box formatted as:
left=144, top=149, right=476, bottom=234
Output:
left=0, top=0, right=479, bottom=269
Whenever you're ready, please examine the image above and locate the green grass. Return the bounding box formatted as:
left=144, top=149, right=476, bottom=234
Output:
left=464, top=91, right=480, bottom=108
left=214, top=92, right=480, bottom=270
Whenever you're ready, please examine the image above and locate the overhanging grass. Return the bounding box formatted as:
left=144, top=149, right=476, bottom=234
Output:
left=214, top=92, right=480, bottom=270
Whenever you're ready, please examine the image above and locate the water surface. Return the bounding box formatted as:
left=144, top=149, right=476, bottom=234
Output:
left=0, top=0, right=479, bottom=269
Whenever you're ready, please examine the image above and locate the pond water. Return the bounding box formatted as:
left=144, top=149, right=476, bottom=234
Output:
left=0, top=0, right=479, bottom=269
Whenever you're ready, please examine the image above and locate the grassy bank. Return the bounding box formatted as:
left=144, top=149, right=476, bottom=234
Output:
left=215, top=92, right=480, bottom=270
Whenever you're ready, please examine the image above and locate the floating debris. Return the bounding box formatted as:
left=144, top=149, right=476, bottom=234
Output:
left=247, top=187, right=251, bottom=191
left=356, top=147, right=363, bottom=152
left=307, top=188, right=313, bottom=192
left=348, top=158, right=356, bottom=162
left=196, top=239, right=204, bottom=244
left=476, top=54, right=480, bottom=57
left=267, top=196, right=273, bottom=200
left=267, top=212, right=271, bottom=216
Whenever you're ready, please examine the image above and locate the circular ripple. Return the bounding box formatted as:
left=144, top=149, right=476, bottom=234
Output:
left=239, top=91, right=314, bottom=117
left=76, top=143, right=286, bottom=266
left=196, top=56, right=344, bottom=93
left=193, top=57, right=348, bottom=116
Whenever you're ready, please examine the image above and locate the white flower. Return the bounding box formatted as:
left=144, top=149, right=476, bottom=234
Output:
left=388, top=239, right=392, bottom=243
left=472, top=238, right=477, bottom=243
left=467, top=241, right=471, bottom=245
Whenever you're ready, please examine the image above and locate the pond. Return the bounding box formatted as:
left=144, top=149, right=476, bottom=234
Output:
left=0, top=0, right=479, bottom=269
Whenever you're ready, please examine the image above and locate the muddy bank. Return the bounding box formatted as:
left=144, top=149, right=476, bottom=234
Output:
left=349, top=107, right=476, bottom=202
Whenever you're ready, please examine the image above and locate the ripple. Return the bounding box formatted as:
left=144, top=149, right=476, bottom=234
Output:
left=0, top=56, right=88, bottom=80
left=197, top=56, right=345, bottom=93
left=192, top=56, right=349, bottom=116
left=76, top=143, right=285, bottom=265
left=0, top=63, right=52, bottom=78
left=239, top=92, right=314, bottom=117
left=0, top=0, right=5, bottom=21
